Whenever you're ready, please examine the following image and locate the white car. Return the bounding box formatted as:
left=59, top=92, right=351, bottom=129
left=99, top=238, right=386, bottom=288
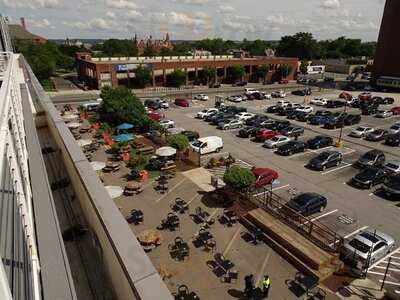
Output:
left=310, top=97, right=328, bottom=106
left=287, top=103, right=301, bottom=110
left=296, top=106, right=314, bottom=113
left=271, top=91, right=286, bottom=98
left=236, top=112, right=256, bottom=121
left=159, top=119, right=175, bottom=129
left=228, top=95, right=243, bottom=103
left=277, top=100, right=291, bottom=107
left=194, top=94, right=209, bottom=101
left=245, top=90, right=260, bottom=96
left=375, top=110, right=393, bottom=118
left=349, top=126, right=374, bottom=138
left=346, top=97, right=358, bottom=106
left=263, top=135, right=291, bottom=148
left=263, top=93, right=272, bottom=100
left=196, top=108, right=218, bottom=119
left=389, top=123, right=400, bottom=134
left=384, top=161, right=400, bottom=175
left=158, top=99, right=169, bottom=109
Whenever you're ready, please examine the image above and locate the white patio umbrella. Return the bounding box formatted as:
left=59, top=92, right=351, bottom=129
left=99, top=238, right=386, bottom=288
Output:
left=104, top=186, right=123, bottom=199
left=67, top=122, right=80, bottom=129
left=62, top=114, right=78, bottom=122
left=90, top=161, right=106, bottom=171
left=77, top=139, right=92, bottom=147
left=155, top=146, right=177, bottom=157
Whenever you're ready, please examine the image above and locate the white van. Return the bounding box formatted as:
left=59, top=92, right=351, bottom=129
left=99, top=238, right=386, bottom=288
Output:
left=245, top=88, right=258, bottom=94
left=190, top=136, right=223, bottom=155
left=81, top=101, right=101, bottom=112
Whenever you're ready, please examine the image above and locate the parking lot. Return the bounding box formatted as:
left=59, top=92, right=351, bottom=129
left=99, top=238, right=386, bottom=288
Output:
left=163, top=88, right=400, bottom=264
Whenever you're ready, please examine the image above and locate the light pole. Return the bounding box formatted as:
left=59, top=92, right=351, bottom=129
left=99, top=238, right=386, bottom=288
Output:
left=336, top=101, right=348, bottom=148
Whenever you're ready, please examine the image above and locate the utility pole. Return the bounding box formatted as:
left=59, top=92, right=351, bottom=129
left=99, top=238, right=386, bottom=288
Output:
left=336, top=102, right=348, bottom=148
left=381, top=257, right=392, bottom=291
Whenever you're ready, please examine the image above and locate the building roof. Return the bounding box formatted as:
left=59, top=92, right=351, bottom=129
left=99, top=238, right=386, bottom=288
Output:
left=9, top=24, right=46, bottom=41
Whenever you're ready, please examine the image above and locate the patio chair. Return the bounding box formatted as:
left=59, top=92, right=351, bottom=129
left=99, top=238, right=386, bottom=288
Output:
left=175, top=285, right=189, bottom=300
left=220, top=270, right=238, bottom=283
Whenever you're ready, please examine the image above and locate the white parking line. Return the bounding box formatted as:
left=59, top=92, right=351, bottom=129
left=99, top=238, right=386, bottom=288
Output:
left=321, top=162, right=352, bottom=175
left=155, top=178, right=186, bottom=203
left=384, top=261, right=400, bottom=266
left=378, top=280, right=400, bottom=286
left=223, top=226, right=242, bottom=256
left=310, top=209, right=338, bottom=221
left=272, top=184, right=290, bottom=191
left=374, top=266, right=400, bottom=272
left=236, top=159, right=253, bottom=168
left=344, top=226, right=370, bottom=239
left=369, top=246, right=400, bottom=270
left=369, top=271, right=391, bottom=276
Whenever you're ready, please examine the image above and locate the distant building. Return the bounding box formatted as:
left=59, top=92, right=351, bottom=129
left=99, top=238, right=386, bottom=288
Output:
left=372, top=0, right=400, bottom=89
left=230, top=49, right=250, bottom=58
left=190, top=49, right=212, bottom=57
left=9, top=17, right=47, bottom=45
left=64, top=38, right=83, bottom=47
left=264, top=48, right=275, bottom=57
left=134, top=33, right=173, bottom=55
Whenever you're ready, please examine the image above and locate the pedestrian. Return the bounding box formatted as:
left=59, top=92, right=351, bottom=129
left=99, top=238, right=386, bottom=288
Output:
left=244, top=274, right=255, bottom=298
left=260, top=275, right=271, bottom=298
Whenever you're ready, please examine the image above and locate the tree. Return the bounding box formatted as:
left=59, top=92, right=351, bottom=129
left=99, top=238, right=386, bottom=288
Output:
left=127, top=151, right=150, bottom=171
left=102, top=39, right=138, bottom=57
left=167, top=69, right=187, bottom=87
left=299, top=60, right=308, bottom=75
left=98, top=86, right=152, bottom=130
left=256, top=64, right=270, bottom=82
left=201, top=66, right=216, bottom=84
left=231, top=65, right=245, bottom=81
left=279, top=64, right=293, bottom=79
left=167, top=134, right=189, bottom=151
left=276, top=32, right=321, bottom=60
left=134, top=65, right=151, bottom=88
left=223, top=166, right=255, bottom=190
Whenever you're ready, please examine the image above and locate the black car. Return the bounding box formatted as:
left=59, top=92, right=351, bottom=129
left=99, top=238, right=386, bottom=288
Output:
left=306, top=136, right=333, bottom=149
left=292, top=88, right=312, bottom=96
left=276, top=141, right=306, bottom=156
left=315, top=110, right=332, bottom=117
left=385, top=133, right=400, bottom=146
left=365, top=129, right=389, bottom=142
left=356, top=150, right=385, bottom=168
left=382, top=97, right=395, bottom=105
left=209, top=113, right=235, bottom=125
left=266, top=105, right=279, bottom=113
left=382, top=175, right=400, bottom=199
left=144, top=99, right=161, bottom=110
left=181, top=130, right=200, bottom=142
left=324, top=112, right=347, bottom=129
left=351, top=167, right=387, bottom=189
left=265, top=120, right=291, bottom=131
left=247, top=115, right=269, bottom=126
left=276, top=106, right=289, bottom=116
left=306, top=151, right=342, bottom=170
left=326, top=100, right=345, bottom=108
left=296, top=112, right=311, bottom=122
left=324, top=77, right=334, bottom=82
left=220, top=106, right=247, bottom=114
left=209, top=83, right=221, bottom=88
left=286, top=110, right=301, bottom=120
left=361, top=104, right=379, bottom=116
left=344, top=114, right=361, bottom=126
left=281, top=126, right=304, bottom=137
left=232, top=81, right=247, bottom=86
left=285, top=193, right=327, bottom=216
left=238, top=126, right=260, bottom=138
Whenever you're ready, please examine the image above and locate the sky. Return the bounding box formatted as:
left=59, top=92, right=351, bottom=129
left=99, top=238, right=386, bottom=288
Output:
left=1, top=0, right=387, bottom=41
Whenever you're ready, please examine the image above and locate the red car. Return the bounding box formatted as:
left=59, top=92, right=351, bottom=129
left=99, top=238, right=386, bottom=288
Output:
left=279, top=79, right=289, bottom=84
left=253, top=168, right=279, bottom=187
left=255, top=129, right=279, bottom=142
left=339, top=92, right=352, bottom=100
left=174, top=98, right=190, bottom=107
left=358, top=92, right=372, bottom=101
left=147, top=110, right=162, bottom=121
left=390, top=106, right=400, bottom=115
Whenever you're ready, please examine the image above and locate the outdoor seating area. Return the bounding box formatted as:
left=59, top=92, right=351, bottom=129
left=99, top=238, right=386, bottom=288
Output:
left=168, top=237, right=190, bottom=261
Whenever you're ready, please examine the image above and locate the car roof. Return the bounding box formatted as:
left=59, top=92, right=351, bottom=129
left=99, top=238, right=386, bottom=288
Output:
left=252, top=168, right=276, bottom=177
left=354, top=229, right=394, bottom=245
left=366, top=149, right=383, bottom=155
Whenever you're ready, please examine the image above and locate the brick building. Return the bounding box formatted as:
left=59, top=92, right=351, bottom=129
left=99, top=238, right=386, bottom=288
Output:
left=372, top=0, right=400, bottom=89
left=76, top=52, right=298, bottom=89
left=134, top=33, right=173, bottom=56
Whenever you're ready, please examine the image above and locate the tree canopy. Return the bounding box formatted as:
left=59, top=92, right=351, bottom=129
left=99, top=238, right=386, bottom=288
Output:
left=167, top=134, right=189, bottom=151
left=101, top=39, right=138, bottom=57
left=223, top=166, right=256, bottom=190
left=167, top=69, right=187, bottom=87
left=133, top=65, right=152, bottom=88
left=230, top=65, right=245, bottom=81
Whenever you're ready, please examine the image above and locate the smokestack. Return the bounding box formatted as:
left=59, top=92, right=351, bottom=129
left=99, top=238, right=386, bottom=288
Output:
left=20, top=17, right=26, bottom=30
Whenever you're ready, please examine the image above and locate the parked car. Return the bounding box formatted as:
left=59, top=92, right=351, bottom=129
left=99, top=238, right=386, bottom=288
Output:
left=385, top=133, right=400, bottom=146
left=343, top=114, right=361, bottom=126
left=217, top=118, right=243, bottom=130
left=306, top=151, right=342, bottom=171
left=296, top=112, right=311, bottom=122
left=375, top=110, right=393, bottom=118
left=181, top=130, right=199, bottom=142
left=159, top=119, right=175, bottom=129
left=324, top=77, right=334, bottom=82
left=190, top=136, right=223, bottom=154
left=264, top=135, right=291, bottom=148
left=286, top=103, right=302, bottom=110
left=265, top=105, right=279, bottom=113
left=308, top=114, right=331, bottom=126
left=246, top=115, right=269, bottom=126
left=389, top=123, right=400, bottom=135
left=279, top=79, right=289, bottom=84
left=390, top=107, right=400, bottom=115
left=174, top=98, right=190, bottom=107
left=339, top=92, right=353, bottom=100
left=286, top=110, right=301, bottom=120
left=306, top=136, right=333, bottom=149
left=209, top=82, right=221, bottom=88
left=285, top=193, right=327, bottom=216
left=227, top=95, right=244, bottom=103
left=326, top=100, right=345, bottom=108
left=147, top=110, right=162, bottom=122
left=358, top=92, right=372, bottom=101
left=342, top=229, right=395, bottom=269
left=296, top=106, right=314, bottom=113
left=361, top=104, right=379, bottom=116
left=324, top=113, right=347, bottom=129
left=356, top=150, right=385, bottom=168
left=255, top=129, right=279, bottom=142
left=281, top=126, right=304, bottom=137
left=236, top=112, right=256, bottom=121
left=365, top=129, right=389, bottom=142
left=351, top=167, right=387, bottom=189
left=310, top=97, right=328, bottom=106
left=253, top=168, right=279, bottom=187
left=196, top=108, right=218, bottom=119
left=384, top=161, right=400, bottom=175
left=209, top=113, right=235, bottom=125
left=381, top=97, right=395, bottom=105
left=271, top=91, right=286, bottom=98
left=349, top=126, right=374, bottom=138
left=193, top=94, right=209, bottom=101
left=220, top=106, right=247, bottom=114
left=232, top=81, right=247, bottom=86
left=276, top=141, right=306, bottom=156
left=292, top=89, right=311, bottom=96
left=238, top=126, right=260, bottom=138
left=382, top=175, right=400, bottom=199
left=266, top=120, right=291, bottom=131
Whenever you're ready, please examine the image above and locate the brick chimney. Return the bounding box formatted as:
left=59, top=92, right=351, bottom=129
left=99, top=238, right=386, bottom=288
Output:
left=20, top=17, right=26, bottom=30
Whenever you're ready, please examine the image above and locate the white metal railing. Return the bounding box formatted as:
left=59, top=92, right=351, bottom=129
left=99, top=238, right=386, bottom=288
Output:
left=0, top=51, right=41, bottom=299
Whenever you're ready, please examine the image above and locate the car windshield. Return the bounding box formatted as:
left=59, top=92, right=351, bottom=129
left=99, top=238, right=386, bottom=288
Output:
left=386, top=163, right=399, bottom=170
left=391, top=125, right=400, bottom=130
left=292, top=194, right=313, bottom=207
left=271, top=137, right=280, bottom=142
left=362, top=152, right=377, bottom=160
left=349, top=239, right=371, bottom=253
left=191, top=141, right=202, bottom=147
left=359, top=232, right=380, bottom=243
left=317, top=153, right=331, bottom=160
left=355, top=127, right=366, bottom=131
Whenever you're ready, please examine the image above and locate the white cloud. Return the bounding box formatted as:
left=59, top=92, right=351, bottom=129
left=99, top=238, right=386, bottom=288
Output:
left=219, top=5, right=235, bottom=14
left=172, top=0, right=213, bottom=5
left=2, top=0, right=60, bottom=9
left=63, top=18, right=116, bottom=31
left=125, top=10, right=143, bottom=19
left=105, top=0, right=137, bottom=9
left=28, top=18, right=51, bottom=28
left=106, top=11, right=116, bottom=18
left=320, top=0, right=340, bottom=9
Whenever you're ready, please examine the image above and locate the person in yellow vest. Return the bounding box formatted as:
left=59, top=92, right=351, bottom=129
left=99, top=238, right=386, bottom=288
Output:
left=260, top=275, right=271, bottom=298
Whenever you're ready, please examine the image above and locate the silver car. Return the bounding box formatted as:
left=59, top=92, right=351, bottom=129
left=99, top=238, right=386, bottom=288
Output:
left=342, top=229, right=395, bottom=269
left=217, top=118, right=243, bottom=130
left=349, top=126, right=374, bottom=138
left=263, top=135, right=291, bottom=148
left=389, top=124, right=400, bottom=135
left=384, top=160, right=400, bottom=175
